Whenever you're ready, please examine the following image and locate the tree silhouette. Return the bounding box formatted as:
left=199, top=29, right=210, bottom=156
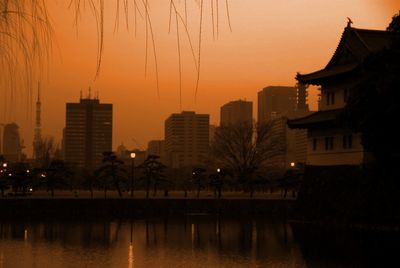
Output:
left=192, top=167, right=207, bottom=198
left=387, top=12, right=400, bottom=32
left=8, top=162, right=32, bottom=194
left=81, top=169, right=96, bottom=198
left=94, top=152, right=126, bottom=198
left=138, top=155, right=167, bottom=198
left=211, top=122, right=285, bottom=196
left=43, top=160, right=73, bottom=197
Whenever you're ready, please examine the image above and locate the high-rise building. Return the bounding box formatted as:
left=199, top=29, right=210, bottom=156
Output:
left=209, top=124, right=217, bottom=145
left=165, top=111, right=209, bottom=168
left=257, top=86, right=297, bottom=124
left=2, top=123, right=22, bottom=162
left=258, top=85, right=310, bottom=169
left=220, top=100, right=252, bottom=126
left=64, top=95, right=112, bottom=169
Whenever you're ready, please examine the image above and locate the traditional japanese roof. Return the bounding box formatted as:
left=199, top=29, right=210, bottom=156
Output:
left=296, top=26, right=397, bottom=85
left=287, top=109, right=343, bottom=129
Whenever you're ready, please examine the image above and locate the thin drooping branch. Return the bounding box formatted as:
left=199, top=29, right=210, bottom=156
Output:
left=225, top=0, right=232, bottom=32
left=0, top=0, right=53, bottom=116
left=194, top=0, right=203, bottom=101
left=175, top=11, right=182, bottom=110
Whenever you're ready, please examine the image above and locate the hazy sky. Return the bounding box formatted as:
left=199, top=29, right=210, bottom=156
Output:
left=2, top=0, right=398, bottom=154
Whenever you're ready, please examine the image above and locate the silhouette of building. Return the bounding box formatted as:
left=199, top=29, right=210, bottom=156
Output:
left=2, top=123, right=22, bottom=162
left=32, top=84, right=42, bottom=164
left=165, top=111, right=209, bottom=168
left=220, top=100, right=252, bottom=126
left=64, top=95, right=112, bottom=169
left=147, top=140, right=165, bottom=163
left=258, top=86, right=310, bottom=169
left=288, top=24, right=396, bottom=165
left=257, top=86, right=297, bottom=125
left=209, top=124, right=217, bottom=144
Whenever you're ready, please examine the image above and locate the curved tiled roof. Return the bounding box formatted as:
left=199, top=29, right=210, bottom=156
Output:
left=287, top=109, right=343, bottom=129
left=297, top=26, right=397, bottom=85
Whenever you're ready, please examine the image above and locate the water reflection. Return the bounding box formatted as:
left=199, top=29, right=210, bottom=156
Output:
left=0, top=217, right=398, bottom=267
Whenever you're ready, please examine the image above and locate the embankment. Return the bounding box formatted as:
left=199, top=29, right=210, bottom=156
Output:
left=0, top=198, right=294, bottom=220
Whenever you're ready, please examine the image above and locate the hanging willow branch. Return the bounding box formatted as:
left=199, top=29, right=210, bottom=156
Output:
left=0, top=0, right=53, bottom=118
left=70, top=0, right=233, bottom=102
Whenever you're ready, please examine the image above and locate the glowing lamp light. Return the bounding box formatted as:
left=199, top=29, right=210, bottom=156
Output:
left=2, top=163, right=7, bottom=168
left=290, top=162, right=295, bottom=167
left=130, top=152, right=136, bottom=159
left=217, top=168, right=221, bottom=173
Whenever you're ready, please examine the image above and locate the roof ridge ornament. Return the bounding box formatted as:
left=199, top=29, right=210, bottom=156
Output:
left=347, top=17, right=353, bottom=28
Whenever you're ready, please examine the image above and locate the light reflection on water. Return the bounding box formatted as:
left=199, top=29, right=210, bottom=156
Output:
left=0, top=217, right=398, bottom=268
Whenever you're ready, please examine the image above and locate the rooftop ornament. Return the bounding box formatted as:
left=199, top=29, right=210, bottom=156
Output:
left=347, top=17, right=353, bottom=28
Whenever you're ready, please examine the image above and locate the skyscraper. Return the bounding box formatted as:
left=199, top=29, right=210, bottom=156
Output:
left=220, top=100, right=253, bottom=126
left=165, top=111, right=209, bottom=168
left=257, top=86, right=297, bottom=124
left=64, top=95, right=112, bottom=169
left=258, top=85, right=310, bottom=168
left=2, top=123, right=22, bottom=162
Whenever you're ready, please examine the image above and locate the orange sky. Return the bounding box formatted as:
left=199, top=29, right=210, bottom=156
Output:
left=2, top=0, right=399, bottom=154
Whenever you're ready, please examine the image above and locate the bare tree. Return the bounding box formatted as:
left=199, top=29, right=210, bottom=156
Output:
left=211, top=122, right=285, bottom=197
left=36, top=137, right=59, bottom=168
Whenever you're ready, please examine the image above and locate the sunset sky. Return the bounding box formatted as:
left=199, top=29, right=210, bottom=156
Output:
left=2, top=0, right=398, bottom=154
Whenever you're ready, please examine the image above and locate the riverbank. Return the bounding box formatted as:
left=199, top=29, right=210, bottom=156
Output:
left=0, top=197, right=295, bottom=220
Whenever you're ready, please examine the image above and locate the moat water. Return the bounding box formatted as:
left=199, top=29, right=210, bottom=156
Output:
left=0, top=216, right=398, bottom=268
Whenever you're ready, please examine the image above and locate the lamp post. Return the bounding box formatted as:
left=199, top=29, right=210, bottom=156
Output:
left=216, top=168, right=221, bottom=199
left=130, top=152, right=136, bottom=198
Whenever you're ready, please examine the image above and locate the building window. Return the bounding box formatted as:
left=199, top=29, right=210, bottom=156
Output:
left=326, top=92, right=335, bottom=105
left=348, top=135, right=353, bottom=148
left=325, top=136, right=334, bottom=151
left=313, top=138, right=317, bottom=151
left=343, top=135, right=353, bottom=149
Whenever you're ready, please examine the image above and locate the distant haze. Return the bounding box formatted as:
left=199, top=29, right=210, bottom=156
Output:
left=1, top=0, right=398, bottom=155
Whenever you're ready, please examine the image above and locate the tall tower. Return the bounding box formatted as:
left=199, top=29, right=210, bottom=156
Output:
left=33, top=82, right=42, bottom=161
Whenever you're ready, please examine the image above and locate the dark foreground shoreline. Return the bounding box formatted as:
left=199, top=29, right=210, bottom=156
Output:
left=0, top=198, right=294, bottom=220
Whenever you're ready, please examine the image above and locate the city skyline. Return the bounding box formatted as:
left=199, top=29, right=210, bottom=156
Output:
left=0, top=1, right=397, bottom=155
left=0, top=3, right=399, bottom=267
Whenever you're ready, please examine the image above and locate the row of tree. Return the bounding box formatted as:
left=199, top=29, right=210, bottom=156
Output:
left=0, top=124, right=300, bottom=198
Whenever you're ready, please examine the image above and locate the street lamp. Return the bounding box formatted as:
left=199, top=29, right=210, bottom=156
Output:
left=216, top=168, right=221, bottom=199
left=130, top=152, right=136, bottom=198
left=290, top=162, right=295, bottom=168
left=2, top=163, right=7, bottom=168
